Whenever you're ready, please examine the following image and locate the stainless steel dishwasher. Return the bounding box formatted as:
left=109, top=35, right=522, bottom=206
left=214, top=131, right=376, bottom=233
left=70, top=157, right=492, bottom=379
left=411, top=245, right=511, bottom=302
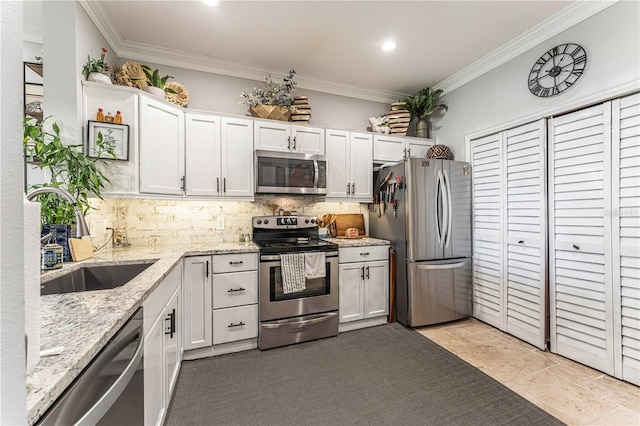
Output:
left=37, top=308, right=144, bottom=425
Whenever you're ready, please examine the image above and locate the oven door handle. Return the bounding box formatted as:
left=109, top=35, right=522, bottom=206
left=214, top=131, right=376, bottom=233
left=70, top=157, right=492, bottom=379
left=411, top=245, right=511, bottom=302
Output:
left=260, top=251, right=338, bottom=262
left=261, top=312, right=338, bottom=329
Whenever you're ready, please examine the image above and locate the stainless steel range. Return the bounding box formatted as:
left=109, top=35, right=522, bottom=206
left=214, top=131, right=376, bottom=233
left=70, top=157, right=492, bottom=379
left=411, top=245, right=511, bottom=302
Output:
left=253, top=215, right=339, bottom=350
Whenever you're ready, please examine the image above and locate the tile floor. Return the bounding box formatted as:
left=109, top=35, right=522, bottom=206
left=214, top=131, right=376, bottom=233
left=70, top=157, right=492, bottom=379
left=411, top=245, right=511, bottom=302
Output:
left=417, top=318, right=640, bottom=426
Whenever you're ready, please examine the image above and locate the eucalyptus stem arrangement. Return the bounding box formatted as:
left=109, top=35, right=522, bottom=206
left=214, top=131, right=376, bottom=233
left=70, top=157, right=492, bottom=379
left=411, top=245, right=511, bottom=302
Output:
left=24, top=117, right=116, bottom=224
left=241, top=69, right=297, bottom=107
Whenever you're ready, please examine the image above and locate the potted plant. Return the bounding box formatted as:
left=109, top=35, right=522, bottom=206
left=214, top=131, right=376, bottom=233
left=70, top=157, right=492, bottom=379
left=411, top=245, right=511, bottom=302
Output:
left=24, top=116, right=116, bottom=261
left=141, top=65, right=175, bottom=98
left=241, top=69, right=297, bottom=121
left=82, top=47, right=112, bottom=84
left=399, top=87, right=448, bottom=138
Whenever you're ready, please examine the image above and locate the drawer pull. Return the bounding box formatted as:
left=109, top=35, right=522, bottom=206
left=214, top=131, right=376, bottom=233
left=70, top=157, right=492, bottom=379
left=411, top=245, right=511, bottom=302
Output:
left=228, top=321, right=246, bottom=328
left=518, top=240, right=524, bottom=244
left=573, top=244, right=580, bottom=250
left=227, top=287, right=246, bottom=293
left=229, top=261, right=244, bottom=265
left=360, top=252, right=370, bottom=256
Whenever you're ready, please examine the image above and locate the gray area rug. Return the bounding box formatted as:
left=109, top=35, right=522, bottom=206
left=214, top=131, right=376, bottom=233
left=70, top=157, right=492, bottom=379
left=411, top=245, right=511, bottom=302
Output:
left=166, top=323, right=564, bottom=425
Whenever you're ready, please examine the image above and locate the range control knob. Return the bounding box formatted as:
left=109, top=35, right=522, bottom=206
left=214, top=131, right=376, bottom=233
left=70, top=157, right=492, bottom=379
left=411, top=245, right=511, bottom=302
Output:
left=305, top=219, right=310, bottom=224
left=311, top=218, right=316, bottom=224
left=264, top=219, right=269, bottom=225
left=256, top=219, right=262, bottom=225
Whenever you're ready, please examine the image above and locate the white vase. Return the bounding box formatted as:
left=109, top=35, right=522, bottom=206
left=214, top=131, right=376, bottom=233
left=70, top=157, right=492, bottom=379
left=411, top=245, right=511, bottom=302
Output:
left=87, top=72, right=112, bottom=84
left=145, top=86, right=166, bottom=99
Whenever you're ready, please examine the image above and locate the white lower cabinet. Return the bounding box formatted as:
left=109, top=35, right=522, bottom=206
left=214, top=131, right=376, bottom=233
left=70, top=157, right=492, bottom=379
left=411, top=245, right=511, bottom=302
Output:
left=144, top=263, right=182, bottom=426
left=183, top=252, right=259, bottom=359
left=339, top=246, right=389, bottom=331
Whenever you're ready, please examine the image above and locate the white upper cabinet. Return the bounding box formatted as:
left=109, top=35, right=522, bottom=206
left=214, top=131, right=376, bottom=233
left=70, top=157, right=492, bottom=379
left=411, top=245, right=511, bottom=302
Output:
left=185, top=113, right=254, bottom=199
left=326, top=129, right=372, bottom=201
left=373, top=134, right=435, bottom=163
left=254, top=120, right=324, bottom=154
left=139, top=95, right=185, bottom=195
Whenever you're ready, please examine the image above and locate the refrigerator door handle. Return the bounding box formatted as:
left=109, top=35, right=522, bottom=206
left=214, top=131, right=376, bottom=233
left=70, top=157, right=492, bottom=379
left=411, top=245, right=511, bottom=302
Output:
left=443, top=169, right=453, bottom=248
left=435, top=170, right=445, bottom=247
left=417, top=260, right=467, bottom=270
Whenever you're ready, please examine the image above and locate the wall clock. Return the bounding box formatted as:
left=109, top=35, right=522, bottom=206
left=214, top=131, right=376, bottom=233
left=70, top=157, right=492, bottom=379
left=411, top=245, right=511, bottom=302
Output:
left=528, top=43, right=587, bottom=98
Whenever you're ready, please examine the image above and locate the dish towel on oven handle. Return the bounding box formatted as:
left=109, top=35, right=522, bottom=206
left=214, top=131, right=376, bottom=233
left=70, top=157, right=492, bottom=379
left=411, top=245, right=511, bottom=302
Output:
left=280, top=253, right=306, bottom=294
left=304, top=252, right=326, bottom=279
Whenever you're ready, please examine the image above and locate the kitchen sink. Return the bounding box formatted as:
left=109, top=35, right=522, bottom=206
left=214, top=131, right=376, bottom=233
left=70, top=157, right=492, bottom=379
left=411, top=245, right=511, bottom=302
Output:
left=41, top=262, right=155, bottom=295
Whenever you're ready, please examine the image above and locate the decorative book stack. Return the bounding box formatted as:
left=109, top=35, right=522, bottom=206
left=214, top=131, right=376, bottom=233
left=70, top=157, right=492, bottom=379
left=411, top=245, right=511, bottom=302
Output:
left=290, top=96, right=312, bottom=123
left=387, top=102, right=411, bottom=136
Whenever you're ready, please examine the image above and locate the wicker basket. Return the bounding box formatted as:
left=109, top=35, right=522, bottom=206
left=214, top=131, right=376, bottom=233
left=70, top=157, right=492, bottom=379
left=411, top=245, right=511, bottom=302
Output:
left=249, top=105, right=291, bottom=121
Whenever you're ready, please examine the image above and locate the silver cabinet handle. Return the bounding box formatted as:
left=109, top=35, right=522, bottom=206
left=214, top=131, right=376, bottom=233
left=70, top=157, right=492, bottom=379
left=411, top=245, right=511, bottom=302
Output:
left=347, top=183, right=351, bottom=195
left=361, top=266, right=365, bottom=280
left=227, top=287, right=245, bottom=293
left=293, top=136, right=297, bottom=150
left=229, top=260, right=244, bottom=265
left=360, top=252, right=370, bottom=256
left=366, top=265, right=370, bottom=279
left=223, top=177, right=227, bottom=193
left=216, top=177, right=220, bottom=193
left=180, top=176, right=186, bottom=191
left=351, top=183, right=355, bottom=195
left=573, top=244, right=580, bottom=250
left=228, top=321, right=245, bottom=328
left=518, top=240, right=524, bottom=244
left=287, top=136, right=291, bottom=150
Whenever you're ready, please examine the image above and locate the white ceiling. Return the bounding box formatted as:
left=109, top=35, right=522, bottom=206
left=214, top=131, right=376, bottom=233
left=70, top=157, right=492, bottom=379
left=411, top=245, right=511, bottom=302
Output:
left=27, top=1, right=615, bottom=102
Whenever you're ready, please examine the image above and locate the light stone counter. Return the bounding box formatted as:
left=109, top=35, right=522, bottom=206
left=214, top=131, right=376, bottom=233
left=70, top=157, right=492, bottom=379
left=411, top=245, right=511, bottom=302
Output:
left=324, top=237, right=390, bottom=247
left=27, top=242, right=258, bottom=425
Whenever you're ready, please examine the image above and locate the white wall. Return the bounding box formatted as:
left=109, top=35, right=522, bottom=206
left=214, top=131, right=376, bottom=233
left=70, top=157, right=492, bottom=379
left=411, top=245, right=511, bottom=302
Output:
left=432, top=1, right=640, bottom=159
left=122, top=59, right=389, bottom=131
left=0, top=1, right=26, bottom=424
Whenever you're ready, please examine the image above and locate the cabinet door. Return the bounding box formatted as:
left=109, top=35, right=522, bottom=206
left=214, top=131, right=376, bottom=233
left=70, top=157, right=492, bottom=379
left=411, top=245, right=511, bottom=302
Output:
left=326, top=129, right=350, bottom=199
left=183, top=256, right=212, bottom=351
left=144, top=315, right=165, bottom=426
left=612, top=93, right=640, bottom=386
left=291, top=125, right=325, bottom=154
left=339, top=263, right=365, bottom=322
left=549, top=103, right=613, bottom=375
left=349, top=132, right=373, bottom=201
left=185, top=113, right=221, bottom=196
left=373, top=134, right=405, bottom=163
left=165, top=286, right=181, bottom=398
left=470, top=131, right=504, bottom=329
left=139, top=96, right=185, bottom=195
left=364, top=260, right=389, bottom=318
left=504, top=120, right=547, bottom=349
left=405, top=137, right=434, bottom=159
left=254, top=120, right=290, bottom=151
left=221, top=117, right=254, bottom=198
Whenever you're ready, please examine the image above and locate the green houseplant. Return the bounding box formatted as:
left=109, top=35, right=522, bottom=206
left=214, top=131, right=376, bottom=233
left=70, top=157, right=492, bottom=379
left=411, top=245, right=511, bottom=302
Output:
left=399, top=87, right=448, bottom=138
left=24, top=116, right=116, bottom=259
left=141, top=65, right=175, bottom=98
left=240, top=69, right=297, bottom=121
left=82, top=47, right=112, bottom=84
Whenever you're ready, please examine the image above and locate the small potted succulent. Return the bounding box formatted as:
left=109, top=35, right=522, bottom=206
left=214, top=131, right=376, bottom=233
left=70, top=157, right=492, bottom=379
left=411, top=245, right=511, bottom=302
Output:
left=82, top=47, right=112, bottom=84
left=399, top=87, right=448, bottom=138
left=241, top=69, right=297, bottom=121
left=141, top=65, right=176, bottom=98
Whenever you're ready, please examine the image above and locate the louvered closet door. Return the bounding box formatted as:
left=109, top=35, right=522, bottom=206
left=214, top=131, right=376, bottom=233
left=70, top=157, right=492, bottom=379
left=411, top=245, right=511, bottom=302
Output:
left=504, top=120, right=547, bottom=349
left=549, top=103, right=614, bottom=375
left=612, top=93, right=640, bottom=385
left=471, top=132, right=504, bottom=328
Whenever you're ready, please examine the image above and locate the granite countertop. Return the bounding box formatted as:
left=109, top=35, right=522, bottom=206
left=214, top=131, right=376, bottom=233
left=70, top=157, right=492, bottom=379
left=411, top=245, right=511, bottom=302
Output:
left=26, top=242, right=258, bottom=425
left=325, top=237, right=390, bottom=247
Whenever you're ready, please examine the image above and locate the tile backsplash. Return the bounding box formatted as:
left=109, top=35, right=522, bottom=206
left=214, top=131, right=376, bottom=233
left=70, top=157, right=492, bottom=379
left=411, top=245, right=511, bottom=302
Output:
left=86, top=196, right=369, bottom=249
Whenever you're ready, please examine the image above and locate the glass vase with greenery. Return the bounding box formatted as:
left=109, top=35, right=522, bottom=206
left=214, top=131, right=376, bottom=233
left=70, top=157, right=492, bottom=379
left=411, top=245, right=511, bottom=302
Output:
left=24, top=116, right=116, bottom=225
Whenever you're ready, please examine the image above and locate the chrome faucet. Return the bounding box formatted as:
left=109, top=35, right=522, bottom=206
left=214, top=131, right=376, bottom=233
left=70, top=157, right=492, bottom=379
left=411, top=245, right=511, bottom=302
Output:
left=25, top=187, right=90, bottom=239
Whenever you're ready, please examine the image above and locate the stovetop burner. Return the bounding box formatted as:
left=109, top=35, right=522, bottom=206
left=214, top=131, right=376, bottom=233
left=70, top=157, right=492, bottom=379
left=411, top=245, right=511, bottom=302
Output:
left=252, top=215, right=338, bottom=254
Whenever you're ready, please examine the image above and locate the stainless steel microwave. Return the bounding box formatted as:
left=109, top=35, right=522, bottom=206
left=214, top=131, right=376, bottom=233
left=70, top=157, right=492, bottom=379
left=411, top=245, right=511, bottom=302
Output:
left=255, top=150, right=328, bottom=195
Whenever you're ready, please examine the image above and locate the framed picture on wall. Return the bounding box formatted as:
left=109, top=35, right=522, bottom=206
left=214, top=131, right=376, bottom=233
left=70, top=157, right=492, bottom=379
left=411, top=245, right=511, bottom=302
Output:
left=87, top=121, right=129, bottom=161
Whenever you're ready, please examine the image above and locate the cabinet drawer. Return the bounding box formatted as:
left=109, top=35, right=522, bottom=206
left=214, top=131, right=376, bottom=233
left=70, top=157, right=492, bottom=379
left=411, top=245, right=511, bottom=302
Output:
left=339, top=245, right=389, bottom=263
left=213, top=305, right=258, bottom=344
left=211, top=253, right=257, bottom=273
left=212, top=270, right=258, bottom=309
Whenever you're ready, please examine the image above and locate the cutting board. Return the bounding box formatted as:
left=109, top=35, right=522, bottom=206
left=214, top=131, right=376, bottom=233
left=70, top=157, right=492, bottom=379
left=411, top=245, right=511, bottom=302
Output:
left=69, top=238, right=94, bottom=262
left=333, top=214, right=366, bottom=237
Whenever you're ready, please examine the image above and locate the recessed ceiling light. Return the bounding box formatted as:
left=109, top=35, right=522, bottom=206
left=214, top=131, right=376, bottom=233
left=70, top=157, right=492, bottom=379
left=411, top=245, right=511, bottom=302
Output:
left=381, top=40, right=397, bottom=52
left=202, top=0, right=219, bottom=6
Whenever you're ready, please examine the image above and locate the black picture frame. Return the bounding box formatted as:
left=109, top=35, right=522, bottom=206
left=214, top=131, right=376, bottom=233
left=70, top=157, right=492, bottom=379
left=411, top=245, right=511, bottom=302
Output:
left=87, top=121, right=129, bottom=161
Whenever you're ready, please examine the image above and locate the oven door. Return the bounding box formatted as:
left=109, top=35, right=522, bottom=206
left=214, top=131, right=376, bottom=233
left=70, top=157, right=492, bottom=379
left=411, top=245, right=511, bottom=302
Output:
left=259, top=250, right=339, bottom=321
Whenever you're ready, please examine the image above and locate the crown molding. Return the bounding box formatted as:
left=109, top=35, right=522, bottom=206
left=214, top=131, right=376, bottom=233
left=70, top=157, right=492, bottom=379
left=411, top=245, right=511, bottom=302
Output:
left=80, top=0, right=617, bottom=103
left=434, top=0, right=619, bottom=94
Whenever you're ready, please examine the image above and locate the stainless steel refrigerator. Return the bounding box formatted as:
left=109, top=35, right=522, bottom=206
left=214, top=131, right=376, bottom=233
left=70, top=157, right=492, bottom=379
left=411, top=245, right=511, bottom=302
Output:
left=370, top=158, right=472, bottom=327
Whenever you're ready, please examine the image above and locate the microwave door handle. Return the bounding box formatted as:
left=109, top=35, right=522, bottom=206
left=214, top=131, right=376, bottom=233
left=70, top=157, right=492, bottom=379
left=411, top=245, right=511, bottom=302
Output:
left=314, top=160, right=319, bottom=190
